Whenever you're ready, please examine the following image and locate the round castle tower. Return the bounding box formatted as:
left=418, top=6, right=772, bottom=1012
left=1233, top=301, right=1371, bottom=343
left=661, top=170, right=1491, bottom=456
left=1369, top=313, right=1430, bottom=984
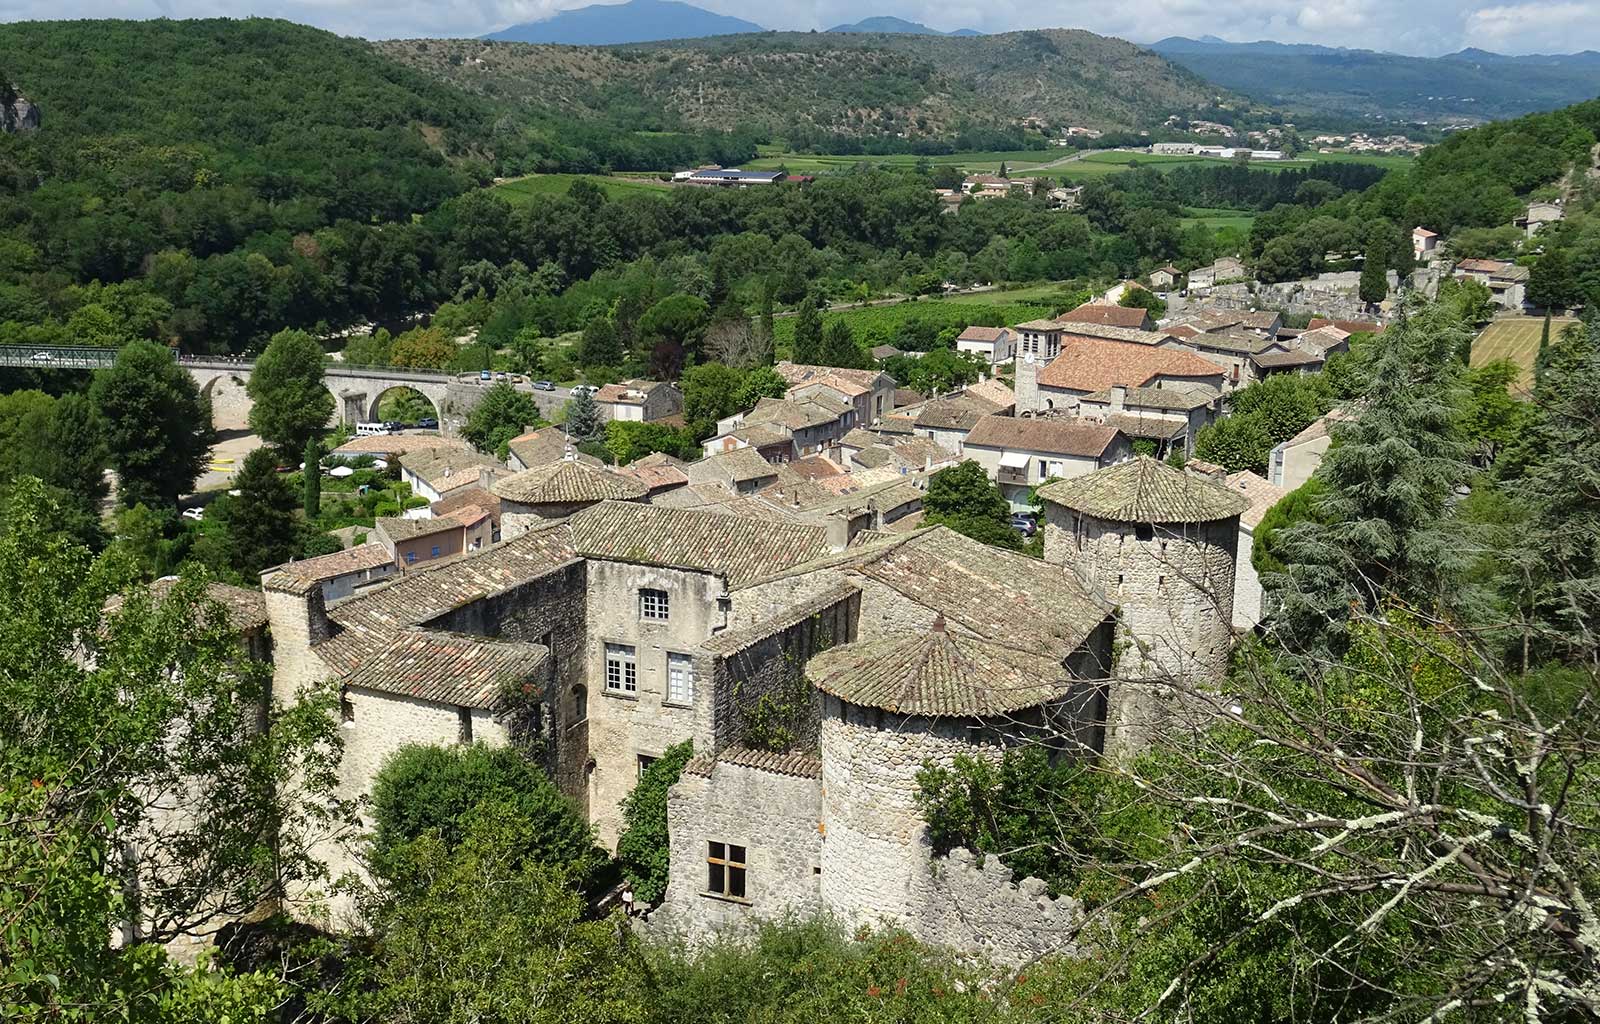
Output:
left=805, top=619, right=1089, bottom=933
left=1037, top=457, right=1247, bottom=750
left=491, top=458, right=647, bottom=538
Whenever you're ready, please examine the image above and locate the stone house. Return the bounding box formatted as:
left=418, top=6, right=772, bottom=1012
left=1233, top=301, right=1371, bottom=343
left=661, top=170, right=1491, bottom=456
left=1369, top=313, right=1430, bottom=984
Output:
left=263, top=544, right=396, bottom=604
left=1074, top=383, right=1218, bottom=459
left=1148, top=266, right=1181, bottom=290
left=1517, top=201, right=1563, bottom=237
left=1412, top=227, right=1439, bottom=262
left=433, top=485, right=503, bottom=541
left=493, top=459, right=649, bottom=537
left=1223, top=469, right=1287, bottom=629
left=595, top=379, right=682, bottom=423
left=651, top=526, right=1116, bottom=962
left=1016, top=332, right=1226, bottom=416
left=373, top=513, right=475, bottom=569
left=1185, top=256, right=1247, bottom=290
left=1162, top=328, right=1278, bottom=389
left=912, top=396, right=993, bottom=454
left=1037, top=458, right=1247, bottom=752
left=953, top=326, right=1014, bottom=364
left=961, top=414, right=1130, bottom=510
left=774, top=363, right=896, bottom=427
left=1268, top=408, right=1352, bottom=490
left=619, top=452, right=691, bottom=497
left=1453, top=258, right=1528, bottom=311
left=739, top=394, right=857, bottom=456
left=700, top=420, right=796, bottom=463
left=399, top=449, right=505, bottom=503
left=686, top=447, right=782, bottom=495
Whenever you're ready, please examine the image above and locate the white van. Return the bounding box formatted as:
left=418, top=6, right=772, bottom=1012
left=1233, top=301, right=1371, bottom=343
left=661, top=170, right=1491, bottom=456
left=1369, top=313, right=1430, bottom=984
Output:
left=355, top=421, right=394, bottom=437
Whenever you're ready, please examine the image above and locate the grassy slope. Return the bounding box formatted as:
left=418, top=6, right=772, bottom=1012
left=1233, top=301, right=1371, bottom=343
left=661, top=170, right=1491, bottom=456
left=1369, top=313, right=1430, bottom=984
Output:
left=1473, top=317, right=1580, bottom=391
left=492, top=173, right=673, bottom=203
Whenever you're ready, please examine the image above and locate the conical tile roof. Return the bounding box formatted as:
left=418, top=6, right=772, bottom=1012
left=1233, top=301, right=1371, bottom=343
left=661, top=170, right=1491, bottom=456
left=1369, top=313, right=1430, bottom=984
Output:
left=1036, top=456, right=1248, bottom=524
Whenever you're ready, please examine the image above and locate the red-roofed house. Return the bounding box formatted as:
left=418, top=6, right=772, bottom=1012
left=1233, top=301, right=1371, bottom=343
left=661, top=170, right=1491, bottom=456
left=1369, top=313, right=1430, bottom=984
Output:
left=953, top=325, right=1014, bottom=364
left=962, top=414, right=1131, bottom=509
left=1056, top=302, right=1155, bottom=331
left=1021, top=334, right=1226, bottom=415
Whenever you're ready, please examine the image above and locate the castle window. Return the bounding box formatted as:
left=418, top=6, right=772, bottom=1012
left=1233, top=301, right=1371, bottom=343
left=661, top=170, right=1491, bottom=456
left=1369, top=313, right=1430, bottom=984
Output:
left=605, top=643, right=637, bottom=694
left=637, top=753, right=657, bottom=779
left=457, top=707, right=474, bottom=744
left=666, top=652, right=695, bottom=706
left=340, top=692, right=355, bottom=723
left=640, top=588, right=670, bottom=621
left=706, top=841, right=747, bottom=900
left=571, top=685, right=587, bottom=722
left=1135, top=523, right=1154, bottom=542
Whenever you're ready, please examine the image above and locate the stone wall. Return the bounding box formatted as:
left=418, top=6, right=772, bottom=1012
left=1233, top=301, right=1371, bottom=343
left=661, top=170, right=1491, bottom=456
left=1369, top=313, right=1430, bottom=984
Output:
left=1233, top=523, right=1266, bottom=630
left=707, top=588, right=858, bottom=754
left=584, top=559, right=723, bottom=847
left=657, top=759, right=823, bottom=938
left=420, top=560, right=590, bottom=801
left=920, top=849, right=1082, bottom=964
left=1041, top=510, right=1238, bottom=753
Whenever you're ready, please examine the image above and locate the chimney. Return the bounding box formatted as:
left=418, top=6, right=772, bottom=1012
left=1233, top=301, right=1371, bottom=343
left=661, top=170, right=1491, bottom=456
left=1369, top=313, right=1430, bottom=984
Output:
left=478, top=466, right=495, bottom=491
left=1110, top=384, right=1128, bottom=412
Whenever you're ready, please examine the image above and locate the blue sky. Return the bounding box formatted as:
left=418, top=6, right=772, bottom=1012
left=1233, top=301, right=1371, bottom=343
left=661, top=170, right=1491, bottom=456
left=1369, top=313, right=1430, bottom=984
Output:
left=2, top=0, right=1597, bottom=55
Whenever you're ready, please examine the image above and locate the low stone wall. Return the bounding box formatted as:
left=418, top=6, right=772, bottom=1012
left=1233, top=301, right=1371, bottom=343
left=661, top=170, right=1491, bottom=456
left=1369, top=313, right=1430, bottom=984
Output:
left=920, top=848, right=1082, bottom=965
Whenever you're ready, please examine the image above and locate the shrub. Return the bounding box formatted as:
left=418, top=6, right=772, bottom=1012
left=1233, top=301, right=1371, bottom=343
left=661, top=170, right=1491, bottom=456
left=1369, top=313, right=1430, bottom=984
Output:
left=615, top=740, right=693, bottom=904
left=368, top=744, right=604, bottom=883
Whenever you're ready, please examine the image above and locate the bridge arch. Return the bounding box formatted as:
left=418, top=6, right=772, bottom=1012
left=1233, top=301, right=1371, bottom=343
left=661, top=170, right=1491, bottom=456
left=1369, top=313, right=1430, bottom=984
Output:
left=367, top=384, right=442, bottom=426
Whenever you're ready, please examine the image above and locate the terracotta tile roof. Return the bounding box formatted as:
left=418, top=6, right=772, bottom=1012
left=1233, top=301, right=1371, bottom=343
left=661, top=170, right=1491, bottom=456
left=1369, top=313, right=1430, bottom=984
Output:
left=1037, top=456, right=1248, bottom=523
left=1282, top=408, right=1354, bottom=447
left=594, top=379, right=666, bottom=405
left=1037, top=336, right=1225, bottom=393
left=1307, top=318, right=1382, bottom=334
left=433, top=486, right=503, bottom=527
left=330, top=628, right=546, bottom=710
left=893, top=435, right=959, bottom=468
left=449, top=503, right=491, bottom=528
left=956, top=326, right=1010, bottom=343
left=1057, top=302, right=1152, bottom=329
left=844, top=527, right=1109, bottom=655
left=1226, top=470, right=1288, bottom=530
left=894, top=388, right=926, bottom=407
left=851, top=445, right=895, bottom=469
left=914, top=396, right=990, bottom=431
left=870, top=344, right=902, bottom=360
left=1167, top=309, right=1280, bottom=334
left=1251, top=349, right=1326, bottom=370
left=962, top=377, right=1015, bottom=411
left=1456, top=258, right=1513, bottom=274
left=696, top=446, right=781, bottom=484
left=809, top=624, right=1083, bottom=717
left=744, top=394, right=849, bottom=431
left=1052, top=322, right=1168, bottom=345
left=506, top=426, right=600, bottom=470
left=400, top=449, right=503, bottom=494
left=728, top=422, right=794, bottom=449
left=683, top=746, right=823, bottom=779
left=492, top=460, right=648, bottom=505
left=784, top=456, right=845, bottom=482
left=839, top=427, right=881, bottom=449
left=878, top=415, right=916, bottom=435
left=774, top=362, right=888, bottom=398
left=331, top=435, right=473, bottom=457
left=1079, top=385, right=1213, bottom=412
left=1179, top=328, right=1276, bottom=355
left=565, top=501, right=834, bottom=586
left=273, top=543, right=393, bottom=585
left=107, top=577, right=269, bottom=633
left=963, top=414, right=1121, bottom=458
left=375, top=516, right=463, bottom=544
left=1101, top=413, right=1188, bottom=440
left=1294, top=325, right=1351, bottom=353
left=619, top=452, right=690, bottom=491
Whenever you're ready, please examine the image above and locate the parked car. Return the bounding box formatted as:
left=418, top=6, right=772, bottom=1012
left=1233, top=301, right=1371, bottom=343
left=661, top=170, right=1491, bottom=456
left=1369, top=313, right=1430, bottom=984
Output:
left=417, top=417, right=438, bottom=429
left=1009, top=513, right=1037, bottom=537
left=383, top=420, right=404, bottom=432
left=570, top=384, right=599, bottom=396
left=533, top=380, right=555, bottom=392
left=29, top=351, right=56, bottom=363
left=181, top=507, right=204, bottom=522
left=479, top=370, right=492, bottom=381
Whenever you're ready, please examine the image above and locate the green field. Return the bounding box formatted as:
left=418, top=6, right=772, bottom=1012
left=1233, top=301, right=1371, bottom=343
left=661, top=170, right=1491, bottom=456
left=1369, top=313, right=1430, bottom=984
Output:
left=1180, top=207, right=1258, bottom=232
left=946, top=282, right=1085, bottom=306
left=745, top=149, right=1060, bottom=174
left=491, top=173, right=673, bottom=204
left=1473, top=316, right=1579, bottom=391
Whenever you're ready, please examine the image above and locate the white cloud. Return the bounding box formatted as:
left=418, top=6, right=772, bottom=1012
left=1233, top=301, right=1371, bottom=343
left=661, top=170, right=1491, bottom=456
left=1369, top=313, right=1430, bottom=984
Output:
left=1465, top=1, right=1600, bottom=53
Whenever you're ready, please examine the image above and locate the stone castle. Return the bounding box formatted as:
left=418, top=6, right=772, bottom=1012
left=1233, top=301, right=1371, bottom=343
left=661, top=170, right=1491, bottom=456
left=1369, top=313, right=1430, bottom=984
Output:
left=245, top=454, right=1247, bottom=962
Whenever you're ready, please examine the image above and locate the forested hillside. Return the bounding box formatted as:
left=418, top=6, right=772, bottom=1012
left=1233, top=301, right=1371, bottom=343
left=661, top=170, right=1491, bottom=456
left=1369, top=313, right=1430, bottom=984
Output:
left=376, top=29, right=1231, bottom=140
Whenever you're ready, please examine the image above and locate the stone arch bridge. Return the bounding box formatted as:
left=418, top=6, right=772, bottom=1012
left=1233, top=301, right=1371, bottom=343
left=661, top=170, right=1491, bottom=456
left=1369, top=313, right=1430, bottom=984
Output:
left=0, top=346, right=473, bottom=436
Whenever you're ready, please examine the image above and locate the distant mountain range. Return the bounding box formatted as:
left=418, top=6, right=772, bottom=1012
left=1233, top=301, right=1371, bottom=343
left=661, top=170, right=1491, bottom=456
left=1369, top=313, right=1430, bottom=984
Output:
left=825, top=17, right=981, bottom=36
left=484, top=0, right=763, bottom=45
left=1150, top=36, right=1600, bottom=122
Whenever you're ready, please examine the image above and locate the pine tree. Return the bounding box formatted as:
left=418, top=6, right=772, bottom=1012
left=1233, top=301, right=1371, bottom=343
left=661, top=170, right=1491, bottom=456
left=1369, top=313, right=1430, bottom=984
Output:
left=791, top=296, right=823, bottom=365
left=302, top=437, right=322, bottom=519
left=1359, top=237, right=1389, bottom=308
left=819, top=320, right=861, bottom=369
left=566, top=388, right=602, bottom=444
left=578, top=314, right=623, bottom=369
left=1268, top=302, right=1473, bottom=653
left=224, top=447, right=300, bottom=578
